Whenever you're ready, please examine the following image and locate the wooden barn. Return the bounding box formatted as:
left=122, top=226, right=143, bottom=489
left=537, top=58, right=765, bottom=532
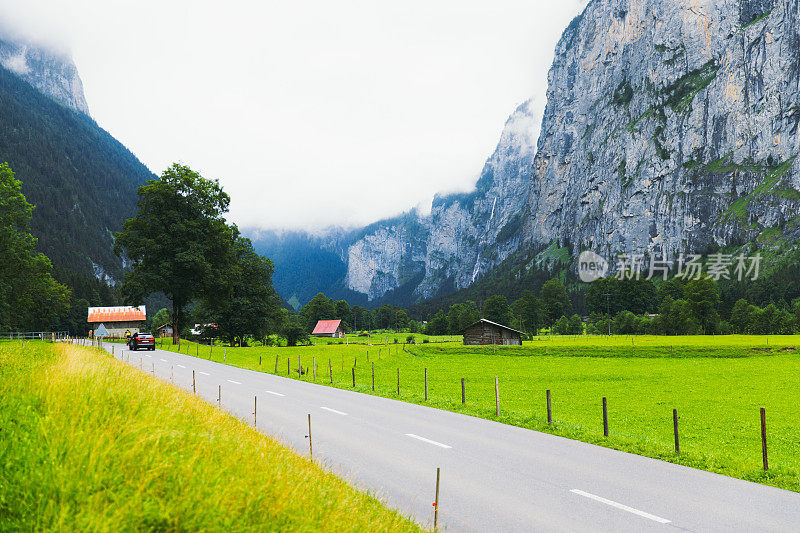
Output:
left=312, top=319, right=346, bottom=338
left=462, top=319, right=523, bottom=346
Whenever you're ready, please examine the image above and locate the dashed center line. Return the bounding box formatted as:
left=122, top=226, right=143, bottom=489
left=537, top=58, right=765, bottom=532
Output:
left=570, top=489, right=671, bottom=524
left=198, top=371, right=210, bottom=376
left=160, top=358, right=168, bottom=362
left=321, top=407, right=347, bottom=416
left=227, top=379, right=242, bottom=385
left=404, top=434, right=452, bottom=449
left=176, top=364, right=186, bottom=369
left=143, top=354, right=152, bottom=358
left=265, top=390, right=285, bottom=397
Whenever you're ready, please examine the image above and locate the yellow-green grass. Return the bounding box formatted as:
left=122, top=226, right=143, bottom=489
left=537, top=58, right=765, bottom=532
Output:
left=161, top=335, right=800, bottom=492
left=0, top=341, right=422, bottom=532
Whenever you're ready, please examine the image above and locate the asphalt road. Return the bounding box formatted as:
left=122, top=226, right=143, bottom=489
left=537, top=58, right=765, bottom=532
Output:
left=82, top=340, right=800, bottom=532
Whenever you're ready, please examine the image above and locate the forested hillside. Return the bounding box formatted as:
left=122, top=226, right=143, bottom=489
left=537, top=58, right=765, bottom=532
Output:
left=0, top=63, right=154, bottom=282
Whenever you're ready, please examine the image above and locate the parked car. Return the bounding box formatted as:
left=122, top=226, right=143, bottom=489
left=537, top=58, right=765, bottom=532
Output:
left=128, top=332, right=155, bottom=351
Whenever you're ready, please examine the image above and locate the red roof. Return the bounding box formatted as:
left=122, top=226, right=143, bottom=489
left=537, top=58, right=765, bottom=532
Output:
left=312, top=319, right=342, bottom=335
left=88, top=306, right=146, bottom=323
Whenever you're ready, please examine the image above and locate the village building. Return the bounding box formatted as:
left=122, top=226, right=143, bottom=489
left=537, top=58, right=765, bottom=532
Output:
left=88, top=306, right=147, bottom=338
left=312, top=319, right=346, bottom=338
left=155, top=323, right=174, bottom=338
left=461, top=318, right=524, bottom=346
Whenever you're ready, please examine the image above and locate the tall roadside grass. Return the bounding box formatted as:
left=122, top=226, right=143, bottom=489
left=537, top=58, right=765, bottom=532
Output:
left=0, top=341, right=422, bottom=532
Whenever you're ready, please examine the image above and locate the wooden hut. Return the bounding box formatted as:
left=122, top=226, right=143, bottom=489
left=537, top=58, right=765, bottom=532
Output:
left=461, top=318, right=523, bottom=346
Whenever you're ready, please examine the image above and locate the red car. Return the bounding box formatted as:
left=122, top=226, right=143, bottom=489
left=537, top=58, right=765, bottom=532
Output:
left=128, top=332, right=155, bottom=351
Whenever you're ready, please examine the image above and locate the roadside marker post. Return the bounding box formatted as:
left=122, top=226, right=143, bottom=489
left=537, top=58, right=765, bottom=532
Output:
left=761, top=407, right=769, bottom=470
left=306, top=414, right=313, bottom=461
left=193, top=371, right=196, bottom=394
left=299, top=355, right=302, bottom=377
left=461, top=378, right=465, bottom=404
left=372, top=362, right=375, bottom=391
left=495, top=377, right=500, bottom=417
left=152, top=363, right=155, bottom=376
left=547, top=390, right=552, bottom=424
left=433, top=467, right=441, bottom=532
left=218, top=385, right=221, bottom=407
left=210, top=344, right=213, bottom=359
left=352, top=367, right=356, bottom=388
left=275, top=354, right=279, bottom=373
left=603, top=397, right=609, bottom=437
left=171, top=366, right=173, bottom=384
left=254, top=396, right=257, bottom=427
left=329, top=359, right=333, bottom=384
left=425, top=368, right=428, bottom=401
left=673, top=409, right=680, bottom=454
left=313, top=357, right=316, bottom=381
left=259, top=355, right=262, bottom=366
left=397, top=368, right=400, bottom=395
left=287, top=358, right=290, bottom=376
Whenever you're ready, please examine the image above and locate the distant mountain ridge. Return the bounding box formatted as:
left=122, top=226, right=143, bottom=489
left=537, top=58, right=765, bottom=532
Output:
left=0, top=36, right=154, bottom=283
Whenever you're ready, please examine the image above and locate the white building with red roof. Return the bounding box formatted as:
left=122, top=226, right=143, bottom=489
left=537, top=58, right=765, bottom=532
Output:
left=312, top=319, right=346, bottom=338
left=88, top=305, right=147, bottom=338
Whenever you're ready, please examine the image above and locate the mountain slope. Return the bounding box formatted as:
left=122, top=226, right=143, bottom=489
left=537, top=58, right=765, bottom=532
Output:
left=0, top=51, right=154, bottom=282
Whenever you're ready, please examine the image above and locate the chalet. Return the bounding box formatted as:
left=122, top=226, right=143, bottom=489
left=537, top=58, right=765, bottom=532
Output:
left=461, top=318, right=523, bottom=346
left=155, top=323, right=174, bottom=338
left=312, top=319, right=346, bottom=338
left=88, top=306, right=147, bottom=338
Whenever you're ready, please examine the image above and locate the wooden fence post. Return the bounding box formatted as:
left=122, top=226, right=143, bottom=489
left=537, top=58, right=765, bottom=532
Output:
left=306, top=414, right=313, bottom=461
left=761, top=407, right=769, bottom=471
left=425, top=368, right=428, bottom=401
left=352, top=367, right=356, bottom=388
left=433, top=467, right=441, bottom=532
left=372, top=362, right=375, bottom=391
left=673, top=409, right=680, bottom=454
left=495, top=377, right=500, bottom=416
left=547, top=390, right=552, bottom=425
left=329, top=358, right=333, bottom=384
left=602, top=397, right=609, bottom=437
left=397, top=368, right=400, bottom=395
left=287, top=357, right=290, bottom=376
left=193, top=370, right=196, bottom=394
left=461, top=378, right=465, bottom=404
left=274, top=354, right=279, bottom=373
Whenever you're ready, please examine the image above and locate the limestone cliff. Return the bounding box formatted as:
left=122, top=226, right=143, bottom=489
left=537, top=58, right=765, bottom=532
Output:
left=0, top=37, right=90, bottom=116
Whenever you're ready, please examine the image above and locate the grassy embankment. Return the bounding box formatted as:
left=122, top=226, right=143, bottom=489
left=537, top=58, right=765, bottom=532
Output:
left=161, top=334, right=800, bottom=492
left=0, top=340, right=422, bottom=532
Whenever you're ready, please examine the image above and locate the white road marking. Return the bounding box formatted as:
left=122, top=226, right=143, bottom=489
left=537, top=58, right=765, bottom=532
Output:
left=227, top=379, right=242, bottom=385
left=144, top=354, right=152, bottom=358
left=160, top=358, right=168, bottom=362
left=404, top=434, right=452, bottom=449
left=176, top=364, right=186, bottom=369
left=570, top=489, right=671, bottom=524
left=321, top=407, right=347, bottom=416
left=265, top=390, right=285, bottom=397
left=199, top=371, right=210, bottom=376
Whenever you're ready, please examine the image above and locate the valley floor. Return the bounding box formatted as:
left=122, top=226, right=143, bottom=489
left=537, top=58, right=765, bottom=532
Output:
left=157, top=334, right=800, bottom=492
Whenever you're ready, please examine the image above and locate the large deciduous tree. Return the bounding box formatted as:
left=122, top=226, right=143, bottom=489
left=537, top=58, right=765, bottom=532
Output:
left=114, top=164, right=237, bottom=344
left=0, top=163, right=70, bottom=330
left=207, top=237, right=282, bottom=346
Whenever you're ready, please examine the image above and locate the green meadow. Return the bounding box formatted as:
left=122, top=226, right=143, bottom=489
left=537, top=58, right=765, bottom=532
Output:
left=0, top=341, right=421, bottom=532
left=160, top=334, right=800, bottom=492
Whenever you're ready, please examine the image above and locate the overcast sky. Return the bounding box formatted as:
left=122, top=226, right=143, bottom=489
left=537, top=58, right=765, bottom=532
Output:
left=0, top=0, right=587, bottom=232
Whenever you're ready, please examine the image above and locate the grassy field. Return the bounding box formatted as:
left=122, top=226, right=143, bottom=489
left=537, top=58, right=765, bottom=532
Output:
left=158, top=334, right=800, bottom=492
left=0, top=340, right=422, bottom=532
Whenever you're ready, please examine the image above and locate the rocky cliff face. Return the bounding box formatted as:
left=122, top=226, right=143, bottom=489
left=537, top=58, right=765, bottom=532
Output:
left=0, top=37, right=90, bottom=116
left=342, top=99, right=539, bottom=301
left=259, top=0, right=800, bottom=307
left=524, top=0, right=800, bottom=264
